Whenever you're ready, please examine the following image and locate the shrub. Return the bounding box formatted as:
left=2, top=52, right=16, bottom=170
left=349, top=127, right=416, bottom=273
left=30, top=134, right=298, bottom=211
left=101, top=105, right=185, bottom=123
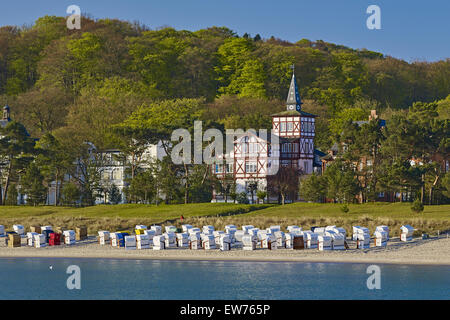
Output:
left=236, top=192, right=249, bottom=204
left=340, top=204, right=350, bottom=213
left=256, top=190, right=267, bottom=203
left=411, top=198, right=424, bottom=213
left=62, top=182, right=81, bottom=206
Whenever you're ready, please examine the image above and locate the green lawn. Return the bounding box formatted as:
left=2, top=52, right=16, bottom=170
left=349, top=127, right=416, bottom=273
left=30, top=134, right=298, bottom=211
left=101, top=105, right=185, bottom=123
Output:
left=0, top=203, right=270, bottom=219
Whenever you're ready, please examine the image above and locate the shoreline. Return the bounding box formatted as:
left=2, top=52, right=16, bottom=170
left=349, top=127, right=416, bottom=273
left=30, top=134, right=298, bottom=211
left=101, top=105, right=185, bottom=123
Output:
left=1, top=254, right=448, bottom=267
left=1, top=237, right=449, bottom=266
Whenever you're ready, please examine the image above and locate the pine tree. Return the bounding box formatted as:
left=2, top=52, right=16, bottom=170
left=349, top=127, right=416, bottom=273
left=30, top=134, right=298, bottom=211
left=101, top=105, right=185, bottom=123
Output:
left=108, top=184, right=122, bottom=204
left=21, top=162, right=47, bottom=206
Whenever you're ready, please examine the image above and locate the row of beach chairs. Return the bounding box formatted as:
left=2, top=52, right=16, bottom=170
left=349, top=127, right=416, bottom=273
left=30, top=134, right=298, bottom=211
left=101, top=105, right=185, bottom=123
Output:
left=95, top=224, right=416, bottom=251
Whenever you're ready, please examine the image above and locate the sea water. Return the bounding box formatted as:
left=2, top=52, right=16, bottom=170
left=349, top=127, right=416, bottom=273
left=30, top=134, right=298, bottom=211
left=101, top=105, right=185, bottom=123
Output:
left=0, top=258, right=448, bottom=299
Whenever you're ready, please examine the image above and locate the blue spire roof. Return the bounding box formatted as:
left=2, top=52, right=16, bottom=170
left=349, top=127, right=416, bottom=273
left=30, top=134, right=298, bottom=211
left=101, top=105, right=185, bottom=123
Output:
left=286, top=72, right=302, bottom=112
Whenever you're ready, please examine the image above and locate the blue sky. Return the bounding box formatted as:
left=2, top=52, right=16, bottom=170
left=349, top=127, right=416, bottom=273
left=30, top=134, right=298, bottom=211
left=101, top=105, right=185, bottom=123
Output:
left=1, top=0, right=449, bottom=62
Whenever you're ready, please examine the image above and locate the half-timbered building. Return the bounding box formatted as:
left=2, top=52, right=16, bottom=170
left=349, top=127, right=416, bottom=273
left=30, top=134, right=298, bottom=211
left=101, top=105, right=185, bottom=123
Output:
left=212, top=72, right=317, bottom=203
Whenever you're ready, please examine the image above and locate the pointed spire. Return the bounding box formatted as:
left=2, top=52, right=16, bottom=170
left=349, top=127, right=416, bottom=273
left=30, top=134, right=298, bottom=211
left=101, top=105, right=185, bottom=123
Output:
left=286, top=65, right=302, bottom=112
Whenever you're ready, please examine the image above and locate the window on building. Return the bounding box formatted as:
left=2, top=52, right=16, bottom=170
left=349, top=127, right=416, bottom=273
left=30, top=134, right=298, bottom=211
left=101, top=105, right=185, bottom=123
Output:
left=241, top=136, right=249, bottom=154
left=226, top=163, right=233, bottom=173
left=113, top=170, right=122, bottom=180
left=245, top=162, right=257, bottom=173
left=293, top=143, right=298, bottom=153
left=287, top=122, right=293, bottom=131
left=249, top=142, right=259, bottom=154
left=102, top=171, right=110, bottom=180
left=215, top=164, right=223, bottom=173
left=249, top=143, right=254, bottom=153
left=280, top=122, right=286, bottom=132
left=304, top=161, right=309, bottom=173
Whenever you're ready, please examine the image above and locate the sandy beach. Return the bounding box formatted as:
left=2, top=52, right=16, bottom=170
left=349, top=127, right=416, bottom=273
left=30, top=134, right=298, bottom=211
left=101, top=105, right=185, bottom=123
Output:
left=1, top=236, right=449, bottom=265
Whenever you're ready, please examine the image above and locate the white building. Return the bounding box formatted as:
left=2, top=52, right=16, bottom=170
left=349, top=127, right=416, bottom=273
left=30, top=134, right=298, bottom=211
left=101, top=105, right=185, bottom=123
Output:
left=46, top=141, right=167, bottom=205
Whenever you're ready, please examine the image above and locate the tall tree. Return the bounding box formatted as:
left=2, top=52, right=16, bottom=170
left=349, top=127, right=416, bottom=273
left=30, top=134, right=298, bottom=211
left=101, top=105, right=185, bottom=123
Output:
left=268, top=166, right=300, bottom=205
left=0, top=121, right=35, bottom=205
left=21, top=162, right=47, bottom=206
left=35, top=133, right=72, bottom=206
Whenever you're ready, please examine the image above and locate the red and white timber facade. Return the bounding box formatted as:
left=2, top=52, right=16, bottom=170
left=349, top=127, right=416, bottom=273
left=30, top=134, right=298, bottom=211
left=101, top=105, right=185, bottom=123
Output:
left=212, top=72, right=316, bottom=203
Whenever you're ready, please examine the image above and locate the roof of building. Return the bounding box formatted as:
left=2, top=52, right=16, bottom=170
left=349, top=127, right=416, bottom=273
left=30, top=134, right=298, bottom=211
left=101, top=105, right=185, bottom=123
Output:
left=314, top=149, right=327, bottom=157
left=271, top=110, right=317, bottom=117
left=313, top=149, right=326, bottom=167
left=286, top=72, right=302, bottom=109
left=271, top=70, right=318, bottom=117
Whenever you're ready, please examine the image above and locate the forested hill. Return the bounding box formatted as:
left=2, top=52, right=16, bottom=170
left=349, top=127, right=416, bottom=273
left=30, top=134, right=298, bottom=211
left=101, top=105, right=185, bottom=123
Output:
left=0, top=16, right=449, bottom=150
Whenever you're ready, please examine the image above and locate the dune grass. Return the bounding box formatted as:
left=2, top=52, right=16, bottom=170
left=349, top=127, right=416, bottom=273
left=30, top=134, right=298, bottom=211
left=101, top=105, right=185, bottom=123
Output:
left=0, top=203, right=271, bottom=234
left=235, top=202, right=450, bottom=220
left=0, top=202, right=448, bottom=237
left=182, top=202, right=450, bottom=237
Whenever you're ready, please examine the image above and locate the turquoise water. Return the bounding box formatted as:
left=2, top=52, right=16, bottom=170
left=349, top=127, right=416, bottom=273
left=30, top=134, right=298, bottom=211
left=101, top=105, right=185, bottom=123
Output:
left=0, top=258, right=448, bottom=299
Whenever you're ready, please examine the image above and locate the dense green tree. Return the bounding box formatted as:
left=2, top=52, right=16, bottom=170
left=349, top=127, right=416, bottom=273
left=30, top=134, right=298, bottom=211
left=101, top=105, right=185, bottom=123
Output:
left=0, top=121, right=35, bottom=205
left=5, top=183, right=18, bottom=205
left=329, top=107, right=367, bottom=136
left=107, top=184, right=122, bottom=204
left=61, top=181, right=81, bottom=206
left=21, top=162, right=47, bottom=206
left=215, top=37, right=255, bottom=95
left=309, top=51, right=369, bottom=113
left=323, top=159, right=359, bottom=203
left=268, top=166, right=300, bottom=205
left=1, top=16, right=450, bottom=207
left=14, top=86, right=71, bottom=136
left=34, top=133, right=73, bottom=206
left=126, top=169, right=156, bottom=204
left=300, top=173, right=327, bottom=202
